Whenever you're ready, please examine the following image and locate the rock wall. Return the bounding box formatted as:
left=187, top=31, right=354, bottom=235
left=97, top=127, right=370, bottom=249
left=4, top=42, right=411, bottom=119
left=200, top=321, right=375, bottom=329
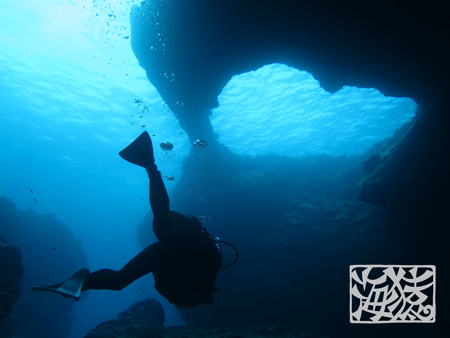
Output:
left=128, top=1, right=449, bottom=337
left=0, top=235, right=24, bottom=331
left=84, top=298, right=164, bottom=338
left=130, top=0, right=449, bottom=143
left=84, top=297, right=330, bottom=338
left=359, top=99, right=450, bottom=215
left=0, top=196, right=88, bottom=338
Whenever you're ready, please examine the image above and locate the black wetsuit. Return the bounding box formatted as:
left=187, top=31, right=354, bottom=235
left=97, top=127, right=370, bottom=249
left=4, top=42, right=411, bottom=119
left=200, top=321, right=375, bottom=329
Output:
left=81, top=164, right=222, bottom=307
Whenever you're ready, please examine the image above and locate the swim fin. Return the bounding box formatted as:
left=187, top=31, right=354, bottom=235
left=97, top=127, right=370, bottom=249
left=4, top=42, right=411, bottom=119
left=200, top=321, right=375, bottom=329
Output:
left=29, top=268, right=89, bottom=301
left=119, top=131, right=155, bottom=168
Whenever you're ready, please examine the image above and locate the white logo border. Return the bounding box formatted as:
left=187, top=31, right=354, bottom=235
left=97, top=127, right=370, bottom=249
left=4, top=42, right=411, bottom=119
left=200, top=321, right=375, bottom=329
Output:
left=349, top=264, right=436, bottom=324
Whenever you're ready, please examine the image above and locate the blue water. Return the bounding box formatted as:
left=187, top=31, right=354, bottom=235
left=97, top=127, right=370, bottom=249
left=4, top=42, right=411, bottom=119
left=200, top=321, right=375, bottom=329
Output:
left=0, top=1, right=416, bottom=337
left=212, top=63, right=415, bottom=157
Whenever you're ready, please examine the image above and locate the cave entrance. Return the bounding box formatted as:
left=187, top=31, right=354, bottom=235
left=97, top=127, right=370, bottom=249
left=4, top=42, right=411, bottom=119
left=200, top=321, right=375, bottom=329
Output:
left=210, top=63, right=417, bottom=158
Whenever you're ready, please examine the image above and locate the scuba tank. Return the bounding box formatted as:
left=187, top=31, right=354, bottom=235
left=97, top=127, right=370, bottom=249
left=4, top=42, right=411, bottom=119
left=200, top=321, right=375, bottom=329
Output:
left=168, top=211, right=238, bottom=268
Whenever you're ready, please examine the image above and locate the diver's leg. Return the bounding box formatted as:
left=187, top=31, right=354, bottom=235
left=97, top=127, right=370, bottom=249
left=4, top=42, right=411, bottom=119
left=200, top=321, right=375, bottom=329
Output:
left=119, top=132, right=171, bottom=241
left=147, top=165, right=171, bottom=241
left=82, top=242, right=162, bottom=291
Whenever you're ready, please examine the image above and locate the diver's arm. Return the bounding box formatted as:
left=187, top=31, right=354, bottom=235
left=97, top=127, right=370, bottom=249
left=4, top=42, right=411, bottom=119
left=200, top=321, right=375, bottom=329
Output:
left=147, top=164, right=171, bottom=241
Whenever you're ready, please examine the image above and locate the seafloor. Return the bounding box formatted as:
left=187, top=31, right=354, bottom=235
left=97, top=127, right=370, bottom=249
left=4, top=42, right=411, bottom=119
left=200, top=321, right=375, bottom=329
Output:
left=81, top=298, right=329, bottom=338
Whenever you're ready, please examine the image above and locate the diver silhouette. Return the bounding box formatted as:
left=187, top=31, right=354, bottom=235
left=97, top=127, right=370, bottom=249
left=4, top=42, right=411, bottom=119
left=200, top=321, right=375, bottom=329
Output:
left=30, top=131, right=235, bottom=307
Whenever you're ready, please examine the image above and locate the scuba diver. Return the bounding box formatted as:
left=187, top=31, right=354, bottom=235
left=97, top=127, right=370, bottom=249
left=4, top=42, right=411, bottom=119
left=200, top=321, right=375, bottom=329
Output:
left=30, top=131, right=237, bottom=307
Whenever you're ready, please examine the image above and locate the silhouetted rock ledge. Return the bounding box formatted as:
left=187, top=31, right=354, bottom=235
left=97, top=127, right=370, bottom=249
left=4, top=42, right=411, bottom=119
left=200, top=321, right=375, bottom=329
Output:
left=0, top=195, right=88, bottom=338
left=161, top=325, right=329, bottom=338
left=84, top=298, right=164, bottom=338
left=358, top=99, right=450, bottom=214
left=0, top=235, right=24, bottom=329
left=84, top=298, right=328, bottom=338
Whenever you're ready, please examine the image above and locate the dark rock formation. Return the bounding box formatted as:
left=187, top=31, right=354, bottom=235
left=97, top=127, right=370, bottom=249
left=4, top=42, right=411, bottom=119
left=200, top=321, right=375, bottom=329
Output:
left=118, top=297, right=165, bottom=326
left=138, top=148, right=406, bottom=336
left=362, top=154, right=382, bottom=173
left=129, top=1, right=450, bottom=337
left=359, top=101, right=450, bottom=214
left=130, top=0, right=449, bottom=144
left=0, top=196, right=88, bottom=338
left=0, top=235, right=24, bottom=330
left=84, top=298, right=164, bottom=338
left=134, top=132, right=449, bottom=337
left=159, top=325, right=330, bottom=338
left=84, top=297, right=328, bottom=338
